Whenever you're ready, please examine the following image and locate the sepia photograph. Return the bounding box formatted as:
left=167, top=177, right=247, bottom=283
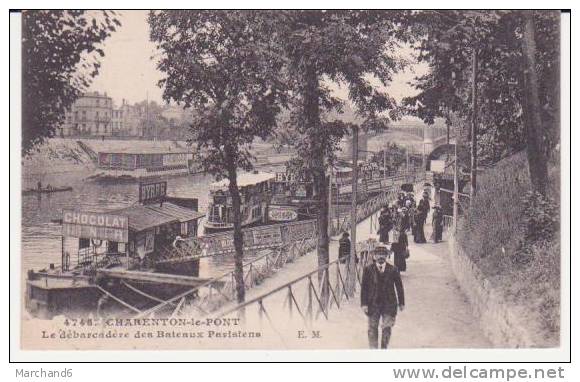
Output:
left=10, top=8, right=569, bottom=361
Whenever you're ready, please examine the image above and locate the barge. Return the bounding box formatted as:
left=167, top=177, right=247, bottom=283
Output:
left=93, top=147, right=203, bottom=180
left=25, top=181, right=209, bottom=319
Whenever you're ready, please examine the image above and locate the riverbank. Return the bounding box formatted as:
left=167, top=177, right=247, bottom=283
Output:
left=455, top=152, right=560, bottom=347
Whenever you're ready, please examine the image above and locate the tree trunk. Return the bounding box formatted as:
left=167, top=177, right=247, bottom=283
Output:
left=304, top=64, right=330, bottom=299
left=520, top=10, right=549, bottom=196
left=470, top=46, right=478, bottom=201
left=225, top=150, right=245, bottom=318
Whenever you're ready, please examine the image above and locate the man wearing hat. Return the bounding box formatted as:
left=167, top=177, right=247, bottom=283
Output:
left=377, top=205, right=392, bottom=244
left=338, top=232, right=351, bottom=264
left=361, top=245, right=405, bottom=349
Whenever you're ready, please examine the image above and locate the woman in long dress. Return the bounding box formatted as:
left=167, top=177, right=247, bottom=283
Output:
left=391, top=228, right=408, bottom=272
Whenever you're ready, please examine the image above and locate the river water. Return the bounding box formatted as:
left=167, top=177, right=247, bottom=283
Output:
left=21, top=164, right=283, bottom=278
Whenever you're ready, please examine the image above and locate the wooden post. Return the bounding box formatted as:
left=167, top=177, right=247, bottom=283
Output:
left=383, top=148, right=387, bottom=182
left=61, top=236, right=65, bottom=270
left=406, top=144, right=410, bottom=174
left=328, top=170, right=333, bottom=236
left=453, top=124, right=459, bottom=234
left=347, top=126, right=359, bottom=297
left=470, top=45, right=478, bottom=201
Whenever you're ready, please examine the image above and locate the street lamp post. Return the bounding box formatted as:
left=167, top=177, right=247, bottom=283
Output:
left=347, top=125, right=359, bottom=297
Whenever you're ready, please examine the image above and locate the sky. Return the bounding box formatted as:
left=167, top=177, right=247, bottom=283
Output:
left=88, top=11, right=428, bottom=109
left=89, top=10, right=164, bottom=106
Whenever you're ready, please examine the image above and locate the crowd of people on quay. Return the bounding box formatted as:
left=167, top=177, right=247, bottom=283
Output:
left=373, top=189, right=444, bottom=272
left=337, top=188, right=446, bottom=272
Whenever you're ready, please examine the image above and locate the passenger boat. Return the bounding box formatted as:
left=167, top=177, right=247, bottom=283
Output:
left=25, top=181, right=209, bottom=318
left=204, top=172, right=275, bottom=234
left=269, top=171, right=318, bottom=220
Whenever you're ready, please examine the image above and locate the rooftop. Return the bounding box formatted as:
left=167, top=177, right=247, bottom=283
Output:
left=146, top=202, right=204, bottom=223
left=112, top=202, right=203, bottom=232
left=80, top=139, right=192, bottom=155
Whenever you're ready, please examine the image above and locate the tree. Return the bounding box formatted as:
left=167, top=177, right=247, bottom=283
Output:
left=275, top=11, right=409, bottom=289
left=22, top=10, right=120, bottom=155
left=403, top=11, right=559, bottom=192
left=520, top=10, right=549, bottom=196
left=149, top=11, right=288, bottom=309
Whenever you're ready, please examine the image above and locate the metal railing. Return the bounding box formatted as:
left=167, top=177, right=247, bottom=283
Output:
left=133, top=236, right=318, bottom=318
left=442, top=215, right=454, bottom=229
left=217, top=239, right=379, bottom=331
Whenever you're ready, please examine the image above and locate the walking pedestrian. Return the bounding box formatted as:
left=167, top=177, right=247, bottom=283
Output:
left=415, top=191, right=430, bottom=243
left=377, top=206, right=392, bottom=244
left=406, top=200, right=418, bottom=242
left=432, top=205, right=444, bottom=243
left=406, top=193, right=416, bottom=208
left=397, top=192, right=406, bottom=208
left=339, top=232, right=351, bottom=264
left=361, top=245, right=405, bottom=349
left=391, top=227, right=408, bottom=272
left=398, top=206, right=411, bottom=233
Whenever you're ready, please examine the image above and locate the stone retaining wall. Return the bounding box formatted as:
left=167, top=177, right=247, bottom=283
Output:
left=448, top=236, right=540, bottom=348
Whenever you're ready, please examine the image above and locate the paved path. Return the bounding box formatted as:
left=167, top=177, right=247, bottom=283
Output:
left=214, top=208, right=492, bottom=350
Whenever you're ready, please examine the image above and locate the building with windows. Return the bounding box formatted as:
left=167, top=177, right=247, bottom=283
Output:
left=60, top=92, right=113, bottom=137
left=111, top=99, right=142, bottom=137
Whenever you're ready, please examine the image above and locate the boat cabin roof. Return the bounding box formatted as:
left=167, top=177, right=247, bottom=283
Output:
left=99, top=148, right=191, bottom=155
left=147, top=202, right=204, bottom=223
left=209, top=172, right=275, bottom=192
left=112, top=202, right=204, bottom=232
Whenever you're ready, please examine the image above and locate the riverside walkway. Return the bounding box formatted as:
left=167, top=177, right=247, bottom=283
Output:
left=214, top=209, right=492, bottom=350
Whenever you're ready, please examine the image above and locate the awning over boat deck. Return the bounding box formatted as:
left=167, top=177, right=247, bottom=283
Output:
left=112, top=205, right=177, bottom=232
left=147, top=202, right=205, bottom=223
left=209, top=172, right=276, bottom=191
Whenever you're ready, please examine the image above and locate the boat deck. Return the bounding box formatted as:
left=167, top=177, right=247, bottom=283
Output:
left=27, top=274, right=93, bottom=289
left=97, top=268, right=213, bottom=288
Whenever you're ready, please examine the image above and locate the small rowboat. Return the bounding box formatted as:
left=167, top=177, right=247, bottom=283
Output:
left=22, top=186, right=73, bottom=196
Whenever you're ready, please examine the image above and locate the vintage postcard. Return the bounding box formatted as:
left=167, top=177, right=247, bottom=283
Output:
left=13, top=9, right=568, bottom=359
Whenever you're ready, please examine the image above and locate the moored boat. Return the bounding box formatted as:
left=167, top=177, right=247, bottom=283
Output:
left=22, top=186, right=73, bottom=195
left=204, top=172, right=275, bottom=234
left=94, top=147, right=203, bottom=180
left=25, top=181, right=209, bottom=318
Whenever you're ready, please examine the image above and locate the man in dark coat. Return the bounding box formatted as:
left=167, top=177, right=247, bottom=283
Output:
left=361, top=246, right=405, bottom=349
left=377, top=206, right=392, bottom=244
left=338, top=232, right=351, bottom=264
left=415, top=192, right=430, bottom=243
